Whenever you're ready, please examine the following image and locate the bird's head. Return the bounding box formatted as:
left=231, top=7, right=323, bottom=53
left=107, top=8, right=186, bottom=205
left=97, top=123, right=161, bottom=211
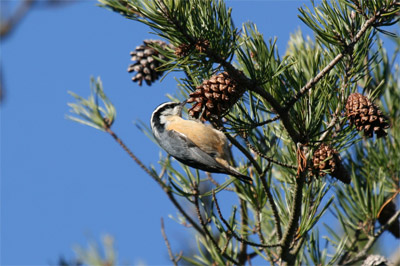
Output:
left=151, top=101, right=187, bottom=134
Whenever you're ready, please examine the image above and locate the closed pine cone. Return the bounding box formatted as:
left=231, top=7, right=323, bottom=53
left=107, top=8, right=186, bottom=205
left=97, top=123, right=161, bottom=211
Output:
left=346, top=93, right=389, bottom=138
left=311, top=144, right=351, bottom=184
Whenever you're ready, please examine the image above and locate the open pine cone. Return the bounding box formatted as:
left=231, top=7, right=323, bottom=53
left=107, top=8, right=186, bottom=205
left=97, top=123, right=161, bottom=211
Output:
left=345, top=93, right=389, bottom=138
left=311, top=144, right=351, bottom=184
left=187, top=72, right=245, bottom=121
left=128, top=40, right=170, bottom=86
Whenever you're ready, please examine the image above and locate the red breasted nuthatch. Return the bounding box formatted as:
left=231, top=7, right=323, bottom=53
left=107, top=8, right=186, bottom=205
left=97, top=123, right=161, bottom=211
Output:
left=150, top=101, right=251, bottom=183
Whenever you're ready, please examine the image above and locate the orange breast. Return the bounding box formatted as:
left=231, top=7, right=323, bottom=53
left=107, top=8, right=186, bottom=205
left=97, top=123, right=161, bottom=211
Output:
left=166, top=116, right=230, bottom=161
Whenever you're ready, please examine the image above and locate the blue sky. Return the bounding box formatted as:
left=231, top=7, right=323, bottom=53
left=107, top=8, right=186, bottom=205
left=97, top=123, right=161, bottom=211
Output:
left=1, top=0, right=399, bottom=265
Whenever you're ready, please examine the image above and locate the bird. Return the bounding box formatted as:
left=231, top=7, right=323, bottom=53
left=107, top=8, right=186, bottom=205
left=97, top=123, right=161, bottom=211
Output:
left=150, top=101, right=252, bottom=183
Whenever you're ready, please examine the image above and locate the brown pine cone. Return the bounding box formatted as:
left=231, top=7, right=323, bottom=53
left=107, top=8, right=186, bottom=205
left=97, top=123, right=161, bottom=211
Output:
left=311, top=144, right=351, bottom=184
left=187, top=72, right=245, bottom=121
left=128, top=40, right=170, bottom=86
left=346, top=93, right=390, bottom=138
left=378, top=200, right=400, bottom=239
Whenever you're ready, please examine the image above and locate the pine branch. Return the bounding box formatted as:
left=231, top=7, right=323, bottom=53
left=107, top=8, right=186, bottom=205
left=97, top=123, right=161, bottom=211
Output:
left=104, top=125, right=206, bottom=236
left=208, top=55, right=302, bottom=144
left=0, top=0, right=35, bottom=40
left=283, top=12, right=379, bottom=112
left=212, top=190, right=280, bottom=249
left=317, top=67, right=349, bottom=142
left=336, top=229, right=362, bottom=265
left=249, top=116, right=281, bottom=128
left=278, top=171, right=306, bottom=265
left=206, top=172, right=235, bottom=192
left=341, top=210, right=400, bottom=265
left=160, top=218, right=181, bottom=266
left=255, top=207, right=277, bottom=265
left=165, top=188, right=204, bottom=234
left=237, top=193, right=249, bottom=264
left=260, top=173, right=283, bottom=241
left=228, top=133, right=284, bottom=242
left=244, top=138, right=297, bottom=170
left=193, top=186, right=239, bottom=265
left=105, top=126, right=158, bottom=183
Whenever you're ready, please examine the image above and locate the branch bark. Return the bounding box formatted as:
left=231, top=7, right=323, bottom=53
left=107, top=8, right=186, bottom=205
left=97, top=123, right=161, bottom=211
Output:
left=341, top=210, right=400, bottom=265
left=104, top=126, right=206, bottom=236
left=278, top=171, right=306, bottom=265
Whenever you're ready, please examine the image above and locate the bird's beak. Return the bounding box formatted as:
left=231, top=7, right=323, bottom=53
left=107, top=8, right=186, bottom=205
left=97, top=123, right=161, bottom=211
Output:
left=178, top=100, right=187, bottom=116
left=180, top=99, right=188, bottom=106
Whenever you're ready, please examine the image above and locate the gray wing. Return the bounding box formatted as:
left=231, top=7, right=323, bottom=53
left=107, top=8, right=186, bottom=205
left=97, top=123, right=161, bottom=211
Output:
left=152, top=126, right=252, bottom=183
left=156, top=129, right=252, bottom=183
left=160, top=129, right=229, bottom=174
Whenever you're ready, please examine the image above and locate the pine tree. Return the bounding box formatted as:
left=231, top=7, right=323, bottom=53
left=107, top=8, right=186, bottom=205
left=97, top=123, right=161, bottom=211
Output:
left=67, top=0, right=400, bottom=265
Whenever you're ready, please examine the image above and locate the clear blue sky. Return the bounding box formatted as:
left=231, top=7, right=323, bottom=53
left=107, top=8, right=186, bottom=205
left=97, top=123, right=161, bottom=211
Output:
left=1, top=1, right=398, bottom=265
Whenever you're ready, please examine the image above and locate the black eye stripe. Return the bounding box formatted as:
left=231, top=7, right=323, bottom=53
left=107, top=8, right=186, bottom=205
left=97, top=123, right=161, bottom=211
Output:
left=151, top=102, right=180, bottom=133
left=154, top=102, right=179, bottom=115
left=160, top=103, right=179, bottom=113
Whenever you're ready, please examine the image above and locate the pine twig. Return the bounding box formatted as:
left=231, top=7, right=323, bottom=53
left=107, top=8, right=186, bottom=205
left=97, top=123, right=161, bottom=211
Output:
left=342, top=210, right=400, bottom=265
left=212, top=190, right=280, bottom=249
left=290, top=236, right=306, bottom=259
left=220, top=234, right=233, bottom=256
left=0, top=0, right=35, bottom=39
left=278, top=171, right=306, bottom=265
left=259, top=169, right=283, bottom=241
left=103, top=125, right=205, bottom=236
left=244, top=138, right=297, bottom=170
left=158, top=155, right=170, bottom=179
left=337, top=229, right=362, bottom=265
left=251, top=116, right=281, bottom=127
left=206, top=172, right=234, bottom=192
left=193, top=186, right=239, bottom=265
left=242, top=116, right=281, bottom=130
left=161, top=218, right=180, bottom=266
left=255, top=208, right=276, bottom=265
left=231, top=133, right=284, bottom=242
left=283, top=13, right=379, bottom=112
left=239, top=134, right=284, bottom=241
left=165, top=189, right=204, bottom=234
left=104, top=126, right=163, bottom=186
left=237, top=195, right=248, bottom=265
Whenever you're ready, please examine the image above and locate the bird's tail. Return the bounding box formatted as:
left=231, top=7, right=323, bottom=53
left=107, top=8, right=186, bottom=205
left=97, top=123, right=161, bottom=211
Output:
left=214, top=157, right=252, bottom=184
left=228, top=167, right=252, bottom=184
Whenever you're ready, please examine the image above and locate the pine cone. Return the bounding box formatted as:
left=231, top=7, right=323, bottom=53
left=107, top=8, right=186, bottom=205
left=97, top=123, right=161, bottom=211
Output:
left=187, top=72, right=245, bottom=121
left=311, top=144, right=351, bottom=184
left=128, top=40, right=170, bottom=86
left=378, top=200, right=400, bottom=239
left=346, top=93, right=390, bottom=138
